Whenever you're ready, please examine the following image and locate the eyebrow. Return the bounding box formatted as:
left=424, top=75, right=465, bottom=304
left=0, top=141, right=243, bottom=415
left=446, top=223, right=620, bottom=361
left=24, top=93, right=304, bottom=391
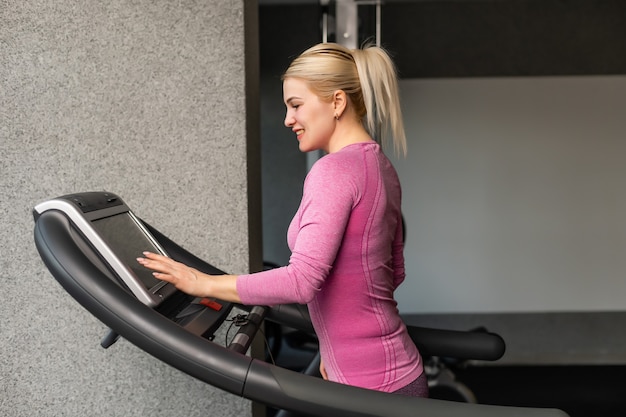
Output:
left=285, top=97, right=301, bottom=105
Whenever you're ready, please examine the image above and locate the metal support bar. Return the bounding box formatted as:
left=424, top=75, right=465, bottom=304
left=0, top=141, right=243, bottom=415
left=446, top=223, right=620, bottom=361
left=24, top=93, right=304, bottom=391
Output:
left=335, top=0, right=358, bottom=48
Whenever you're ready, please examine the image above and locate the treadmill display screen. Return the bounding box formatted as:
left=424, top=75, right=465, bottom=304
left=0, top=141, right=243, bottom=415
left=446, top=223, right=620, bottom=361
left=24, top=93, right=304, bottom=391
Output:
left=92, top=212, right=163, bottom=290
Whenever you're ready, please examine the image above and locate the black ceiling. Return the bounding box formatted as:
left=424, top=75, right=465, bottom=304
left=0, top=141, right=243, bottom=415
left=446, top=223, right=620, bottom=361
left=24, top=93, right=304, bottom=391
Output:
left=260, top=0, right=626, bottom=78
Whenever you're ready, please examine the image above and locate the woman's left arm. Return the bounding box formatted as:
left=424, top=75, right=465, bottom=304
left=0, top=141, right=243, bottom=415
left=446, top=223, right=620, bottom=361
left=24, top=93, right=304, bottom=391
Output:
left=137, top=252, right=242, bottom=303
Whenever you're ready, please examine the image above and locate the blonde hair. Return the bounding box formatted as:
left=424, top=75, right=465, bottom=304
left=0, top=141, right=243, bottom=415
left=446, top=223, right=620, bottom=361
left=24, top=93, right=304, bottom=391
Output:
left=282, top=43, right=407, bottom=157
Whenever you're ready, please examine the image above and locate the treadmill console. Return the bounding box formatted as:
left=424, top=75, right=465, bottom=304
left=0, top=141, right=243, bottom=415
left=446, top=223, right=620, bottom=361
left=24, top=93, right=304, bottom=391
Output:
left=34, top=191, right=176, bottom=307
left=34, top=191, right=234, bottom=347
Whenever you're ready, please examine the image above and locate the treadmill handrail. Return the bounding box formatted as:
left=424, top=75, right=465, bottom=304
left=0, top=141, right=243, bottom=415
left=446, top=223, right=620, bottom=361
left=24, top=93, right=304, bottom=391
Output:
left=34, top=210, right=250, bottom=395
left=33, top=207, right=568, bottom=417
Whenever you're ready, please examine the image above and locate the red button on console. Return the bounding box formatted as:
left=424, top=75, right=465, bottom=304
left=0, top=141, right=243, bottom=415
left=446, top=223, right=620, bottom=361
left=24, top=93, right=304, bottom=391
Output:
left=199, top=298, right=222, bottom=311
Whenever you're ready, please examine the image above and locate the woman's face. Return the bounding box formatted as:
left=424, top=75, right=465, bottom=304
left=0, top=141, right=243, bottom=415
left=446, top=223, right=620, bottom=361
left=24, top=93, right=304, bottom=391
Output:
left=283, top=78, right=336, bottom=153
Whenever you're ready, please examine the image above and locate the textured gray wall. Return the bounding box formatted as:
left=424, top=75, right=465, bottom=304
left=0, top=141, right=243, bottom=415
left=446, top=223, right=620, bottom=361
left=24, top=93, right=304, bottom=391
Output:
left=1, top=1, right=258, bottom=416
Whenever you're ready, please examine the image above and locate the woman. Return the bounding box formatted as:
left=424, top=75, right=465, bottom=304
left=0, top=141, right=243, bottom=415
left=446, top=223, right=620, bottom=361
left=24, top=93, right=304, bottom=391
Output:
left=137, top=42, right=427, bottom=397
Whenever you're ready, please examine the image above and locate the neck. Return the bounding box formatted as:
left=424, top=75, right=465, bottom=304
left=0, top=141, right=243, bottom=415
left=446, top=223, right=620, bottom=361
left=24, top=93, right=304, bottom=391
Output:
left=327, top=119, right=374, bottom=154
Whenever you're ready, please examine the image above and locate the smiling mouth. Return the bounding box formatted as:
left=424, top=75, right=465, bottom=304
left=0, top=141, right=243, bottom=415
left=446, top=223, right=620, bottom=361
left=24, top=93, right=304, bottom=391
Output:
left=295, top=129, right=304, bottom=138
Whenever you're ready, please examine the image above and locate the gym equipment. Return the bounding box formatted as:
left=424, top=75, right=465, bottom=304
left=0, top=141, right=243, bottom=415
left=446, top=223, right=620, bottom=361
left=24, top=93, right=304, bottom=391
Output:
left=33, top=192, right=569, bottom=417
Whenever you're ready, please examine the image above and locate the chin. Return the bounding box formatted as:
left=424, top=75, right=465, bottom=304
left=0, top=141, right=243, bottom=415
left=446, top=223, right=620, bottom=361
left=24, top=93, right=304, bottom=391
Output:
left=299, top=142, right=321, bottom=153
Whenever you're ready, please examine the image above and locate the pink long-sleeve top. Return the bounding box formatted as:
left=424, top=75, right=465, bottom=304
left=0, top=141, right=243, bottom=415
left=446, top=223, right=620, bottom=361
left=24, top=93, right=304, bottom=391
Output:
left=237, top=142, right=423, bottom=392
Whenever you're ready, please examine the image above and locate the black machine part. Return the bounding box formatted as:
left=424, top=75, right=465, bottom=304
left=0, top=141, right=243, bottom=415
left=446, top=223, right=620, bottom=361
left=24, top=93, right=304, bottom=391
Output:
left=33, top=204, right=569, bottom=417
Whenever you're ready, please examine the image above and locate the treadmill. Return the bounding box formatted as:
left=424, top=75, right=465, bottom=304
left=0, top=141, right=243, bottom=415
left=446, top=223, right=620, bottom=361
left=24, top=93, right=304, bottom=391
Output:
left=32, top=191, right=569, bottom=417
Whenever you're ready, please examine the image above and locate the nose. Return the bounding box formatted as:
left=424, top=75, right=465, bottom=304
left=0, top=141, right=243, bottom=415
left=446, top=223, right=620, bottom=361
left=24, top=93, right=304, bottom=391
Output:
left=284, top=110, right=294, bottom=128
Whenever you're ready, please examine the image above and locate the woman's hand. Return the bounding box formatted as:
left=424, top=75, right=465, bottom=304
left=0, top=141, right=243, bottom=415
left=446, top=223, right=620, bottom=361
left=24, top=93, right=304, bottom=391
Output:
left=319, top=358, right=328, bottom=380
left=137, top=252, right=241, bottom=302
left=137, top=252, right=211, bottom=298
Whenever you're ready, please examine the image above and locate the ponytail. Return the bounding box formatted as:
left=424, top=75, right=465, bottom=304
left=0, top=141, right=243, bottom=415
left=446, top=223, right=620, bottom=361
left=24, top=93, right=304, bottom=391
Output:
left=352, top=46, right=407, bottom=157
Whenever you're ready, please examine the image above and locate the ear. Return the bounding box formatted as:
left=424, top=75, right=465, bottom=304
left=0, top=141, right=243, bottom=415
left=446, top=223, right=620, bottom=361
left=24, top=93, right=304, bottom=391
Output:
left=332, top=90, right=347, bottom=118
